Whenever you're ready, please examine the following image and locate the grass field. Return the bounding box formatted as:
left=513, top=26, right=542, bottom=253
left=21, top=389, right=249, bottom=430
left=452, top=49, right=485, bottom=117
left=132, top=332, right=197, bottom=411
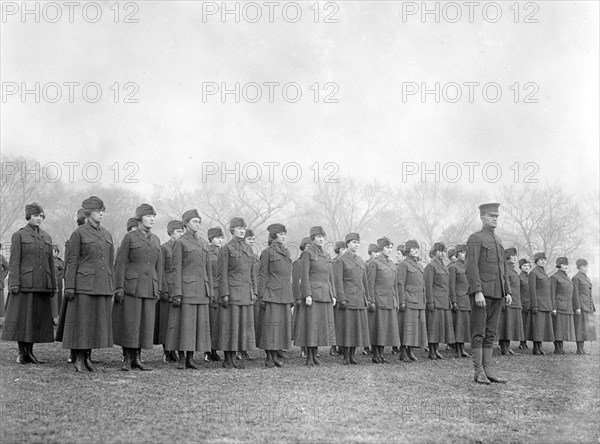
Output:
left=1, top=337, right=599, bottom=444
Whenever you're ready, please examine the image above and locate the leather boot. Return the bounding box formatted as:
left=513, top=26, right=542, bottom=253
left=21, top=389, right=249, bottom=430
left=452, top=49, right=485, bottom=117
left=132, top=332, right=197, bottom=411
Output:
left=500, top=340, right=508, bottom=355
left=391, top=346, right=399, bottom=354
left=533, top=341, right=541, bottom=355
left=379, top=346, right=388, bottom=363
left=342, top=346, right=350, bottom=365
left=83, top=350, right=96, bottom=372
left=576, top=341, right=584, bottom=355
left=539, top=343, right=546, bottom=355
left=428, top=343, right=436, bottom=360
left=121, top=348, right=131, bottom=371
left=349, top=347, right=358, bottom=365
left=371, top=345, right=381, bottom=364
left=407, top=346, right=418, bottom=361
left=272, top=350, right=284, bottom=368
left=26, top=343, right=44, bottom=364
left=482, top=347, right=506, bottom=383
left=68, top=350, right=76, bottom=363
left=186, top=352, right=199, bottom=369
left=276, top=350, right=289, bottom=359
left=130, top=348, right=152, bottom=371
left=519, top=341, right=529, bottom=350
left=454, top=343, right=461, bottom=358
left=17, top=342, right=28, bottom=364
left=204, top=352, right=211, bottom=362
left=306, top=348, right=315, bottom=367
left=329, top=346, right=339, bottom=356
left=221, top=351, right=233, bottom=369
left=74, top=350, right=85, bottom=372
left=472, top=348, right=490, bottom=384
left=399, top=345, right=410, bottom=362
left=460, top=343, right=471, bottom=358
left=312, top=347, right=321, bottom=366
left=582, top=342, right=590, bottom=354
left=506, top=341, right=515, bottom=355
left=558, top=341, right=565, bottom=355
left=177, top=351, right=186, bottom=370
left=265, top=350, right=275, bottom=368
left=553, top=341, right=561, bottom=354
left=210, top=350, right=221, bottom=361
left=434, top=343, right=444, bottom=360
left=362, top=346, right=371, bottom=355
left=168, top=351, right=178, bottom=362
left=232, top=352, right=245, bottom=369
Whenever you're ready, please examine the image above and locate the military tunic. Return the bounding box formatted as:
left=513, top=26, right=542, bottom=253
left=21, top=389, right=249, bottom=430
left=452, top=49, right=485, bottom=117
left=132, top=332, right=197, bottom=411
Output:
left=529, top=265, right=554, bottom=342
left=291, top=257, right=302, bottom=341
left=424, top=257, right=455, bottom=344
left=550, top=270, right=576, bottom=341
left=166, top=231, right=213, bottom=352
left=498, top=261, right=524, bottom=341
left=520, top=271, right=533, bottom=341
left=154, top=239, right=174, bottom=345
left=113, top=228, right=162, bottom=349
left=294, top=243, right=336, bottom=347
left=367, top=255, right=400, bottom=347
left=51, top=256, right=65, bottom=318
left=449, top=259, right=471, bottom=343
left=333, top=251, right=371, bottom=347
left=217, top=236, right=256, bottom=351
left=257, top=242, right=293, bottom=350
left=572, top=271, right=596, bottom=341
left=2, top=224, right=55, bottom=343
left=62, top=221, right=115, bottom=349
left=396, top=256, right=427, bottom=347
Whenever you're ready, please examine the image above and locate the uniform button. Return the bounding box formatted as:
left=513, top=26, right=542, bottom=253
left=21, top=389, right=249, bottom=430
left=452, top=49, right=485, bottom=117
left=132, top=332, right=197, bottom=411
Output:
left=101, top=267, right=105, bottom=270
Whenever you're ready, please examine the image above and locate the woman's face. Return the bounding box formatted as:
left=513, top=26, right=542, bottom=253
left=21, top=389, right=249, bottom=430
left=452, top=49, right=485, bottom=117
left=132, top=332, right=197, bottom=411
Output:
left=381, top=245, right=393, bottom=257
left=211, top=235, right=224, bottom=247
left=560, top=264, right=569, bottom=271
left=276, top=232, right=287, bottom=243
left=435, top=250, right=445, bottom=259
left=172, top=228, right=184, bottom=240
left=458, top=251, right=466, bottom=261
left=141, top=214, right=155, bottom=229
left=521, top=263, right=531, bottom=273
left=579, top=265, right=588, bottom=274
left=244, top=236, right=255, bottom=247
left=28, top=213, right=44, bottom=227
left=187, top=217, right=201, bottom=233
left=313, top=235, right=325, bottom=246
left=537, top=258, right=547, bottom=267
left=89, top=210, right=104, bottom=223
left=347, top=240, right=359, bottom=253
left=233, top=226, right=246, bottom=239
left=409, top=247, right=420, bottom=258
left=508, top=255, right=517, bottom=264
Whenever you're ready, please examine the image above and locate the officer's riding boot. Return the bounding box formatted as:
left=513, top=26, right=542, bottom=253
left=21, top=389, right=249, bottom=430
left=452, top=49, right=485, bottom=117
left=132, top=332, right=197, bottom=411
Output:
left=232, top=352, right=245, bottom=369
left=434, top=343, right=444, bottom=360
left=553, top=341, right=561, bottom=354
left=185, top=352, right=199, bottom=370
left=472, top=348, right=491, bottom=385
left=16, top=342, right=28, bottom=364
left=342, top=346, right=350, bottom=365
left=407, top=346, right=418, bottom=361
left=272, top=350, right=284, bottom=368
left=26, top=343, right=44, bottom=364
left=312, top=347, right=321, bottom=366
left=428, top=343, right=436, bottom=360
left=83, top=349, right=96, bottom=372
left=399, top=345, right=410, bottom=362
left=500, top=340, right=508, bottom=355
left=177, top=351, right=186, bottom=370
left=121, top=348, right=131, bottom=371
left=349, top=347, right=358, bottom=365
left=482, top=347, right=506, bottom=383
left=73, top=350, right=85, bottom=372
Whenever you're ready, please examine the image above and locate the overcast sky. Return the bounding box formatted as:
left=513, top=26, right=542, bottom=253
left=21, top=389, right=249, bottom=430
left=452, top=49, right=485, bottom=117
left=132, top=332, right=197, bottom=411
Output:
left=1, top=1, right=598, bottom=199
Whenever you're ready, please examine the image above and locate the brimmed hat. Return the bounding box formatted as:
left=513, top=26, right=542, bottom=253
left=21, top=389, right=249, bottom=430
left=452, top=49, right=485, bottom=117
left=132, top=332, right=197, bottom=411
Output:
left=167, top=220, right=185, bottom=235
left=182, top=209, right=201, bottom=224
left=207, top=227, right=223, bottom=241
left=479, top=203, right=500, bottom=215
left=267, top=223, right=286, bottom=236
left=533, top=252, right=547, bottom=263
left=345, top=232, right=360, bottom=244
left=230, top=217, right=246, bottom=229
left=25, top=202, right=44, bottom=219
left=82, top=196, right=104, bottom=211
left=505, top=247, right=517, bottom=259
left=555, top=257, right=568, bottom=267
left=126, top=218, right=138, bottom=231
left=309, top=226, right=326, bottom=237
left=135, top=204, right=156, bottom=219
left=518, top=259, right=530, bottom=268
left=576, top=259, right=588, bottom=268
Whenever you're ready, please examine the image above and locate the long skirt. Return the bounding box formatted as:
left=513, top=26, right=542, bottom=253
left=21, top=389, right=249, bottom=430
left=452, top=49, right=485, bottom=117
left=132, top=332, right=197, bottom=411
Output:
left=113, top=296, right=156, bottom=349
left=426, top=308, right=455, bottom=344
left=498, top=307, right=524, bottom=341
left=336, top=308, right=370, bottom=347
left=0, top=288, right=5, bottom=317
left=332, top=304, right=340, bottom=345
left=532, top=311, right=554, bottom=342
left=399, top=307, right=427, bottom=347
left=553, top=313, right=576, bottom=341
left=522, top=310, right=533, bottom=341
left=209, top=304, right=219, bottom=350
left=574, top=311, right=597, bottom=341
left=165, top=303, right=211, bottom=352
left=2, top=292, right=54, bottom=343
left=55, top=293, right=69, bottom=341
left=254, top=302, right=263, bottom=346
left=217, top=304, right=256, bottom=351
left=452, top=309, right=471, bottom=343
left=294, top=301, right=336, bottom=347
left=258, top=302, right=292, bottom=350
left=291, top=304, right=298, bottom=341
left=62, top=294, right=113, bottom=349
left=370, top=308, right=401, bottom=347
left=153, top=299, right=171, bottom=345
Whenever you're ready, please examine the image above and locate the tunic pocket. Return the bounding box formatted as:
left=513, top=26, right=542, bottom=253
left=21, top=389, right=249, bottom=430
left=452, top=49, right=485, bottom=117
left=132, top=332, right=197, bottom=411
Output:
left=124, top=271, right=138, bottom=296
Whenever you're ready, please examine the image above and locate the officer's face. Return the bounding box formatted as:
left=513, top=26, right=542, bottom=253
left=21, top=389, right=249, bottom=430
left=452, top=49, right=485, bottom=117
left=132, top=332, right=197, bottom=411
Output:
left=347, top=240, right=359, bottom=252
left=382, top=245, right=393, bottom=257
left=481, top=213, right=498, bottom=229
left=521, top=263, right=531, bottom=273
left=141, top=215, right=155, bottom=229
left=211, top=235, right=224, bottom=247
left=233, top=227, right=246, bottom=239
left=244, top=236, right=255, bottom=246
left=276, top=232, right=287, bottom=243
left=313, top=235, right=325, bottom=246
left=89, top=210, right=104, bottom=223
left=172, top=228, right=184, bottom=241
left=409, top=247, right=420, bottom=258
left=28, top=213, right=44, bottom=227
left=187, top=217, right=201, bottom=233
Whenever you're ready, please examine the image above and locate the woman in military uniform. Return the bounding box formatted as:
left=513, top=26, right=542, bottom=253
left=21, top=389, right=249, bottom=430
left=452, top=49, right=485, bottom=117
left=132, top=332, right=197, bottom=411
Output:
left=396, top=240, right=427, bottom=362
left=292, top=237, right=311, bottom=358
left=424, top=242, right=455, bottom=360
left=550, top=257, right=576, bottom=355
left=333, top=233, right=371, bottom=365
left=572, top=259, right=596, bottom=354
left=257, top=223, right=293, bottom=368
left=241, top=228, right=259, bottom=361
left=294, top=226, right=337, bottom=366
left=155, top=220, right=184, bottom=363
left=367, top=237, right=399, bottom=364
left=51, top=245, right=65, bottom=322
left=330, top=240, right=347, bottom=358
left=498, top=248, right=524, bottom=355
left=529, top=252, right=555, bottom=355
left=518, top=259, right=532, bottom=350
left=113, top=204, right=162, bottom=371
left=363, top=243, right=380, bottom=356
left=217, top=217, right=257, bottom=369
left=166, top=209, right=213, bottom=370
left=448, top=244, right=471, bottom=358
left=206, top=226, right=224, bottom=362
left=2, top=202, right=55, bottom=364
left=62, top=196, right=115, bottom=372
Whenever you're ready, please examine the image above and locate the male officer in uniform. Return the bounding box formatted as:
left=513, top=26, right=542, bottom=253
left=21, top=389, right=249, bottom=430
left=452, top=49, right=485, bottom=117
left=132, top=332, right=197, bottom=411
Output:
left=465, top=203, right=512, bottom=385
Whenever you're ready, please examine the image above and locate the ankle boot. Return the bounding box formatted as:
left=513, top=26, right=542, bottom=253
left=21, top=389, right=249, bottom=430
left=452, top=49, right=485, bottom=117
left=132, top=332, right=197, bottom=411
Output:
left=558, top=341, right=565, bottom=355
left=434, top=343, right=444, bottom=360
left=533, top=342, right=541, bottom=355
left=73, top=350, right=85, bottom=372
left=460, top=343, right=471, bottom=358
left=379, top=346, right=388, bottom=363
left=177, top=351, right=186, bottom=370
left=539, top=342, right=546, bottom=355
left=454, top=343, right=461, bottom=358
left=68, top=349, right=76, bottom=363
left=168, top=351, right=178, bottom=362
left=26, top=343, right=44, bottom=364
left=130, top=348, right=152, bottom=371
left=17, top=342, right=28, bottom=364
left=500, top=340, right=508, bottom=355
left=121, top=348, right=131, bottom=371
left=472, top=348, right=490, bottom=385
left=506, top=341, right=515, bottom=355
left=186, top=352, right=199, bottom=369
left=482, top=347, right=506, bottom=383
left=83, top=349, right=96, bottom=372
left=306, top=348, right=315, bottom=367
left=428, top=343, right=436, bottom=360
left=210, top=350, right=221, bottom=361
left=554, top=341, right=561, bottom=354
left=232, top=352, right=245, bottom=369
left=342, top=346, right=350, bottom=365
left=519, top=341, right=529, bottom=350
left=407, top=346, right=418, bottom=361
left=576, top=341, right=584, bottom=355
left=349, top=347, right=358, bottom=365
left=272, top=350, right=284, bottom=368
left=265, top=350, right=275, bottom=368
left=312, top=347, right=321, bottom=366
left=371, top=345, right=381, bottom=363
left=222, top=351, right=233, bottom=369
left=399, top=345, right=410, bottom=362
